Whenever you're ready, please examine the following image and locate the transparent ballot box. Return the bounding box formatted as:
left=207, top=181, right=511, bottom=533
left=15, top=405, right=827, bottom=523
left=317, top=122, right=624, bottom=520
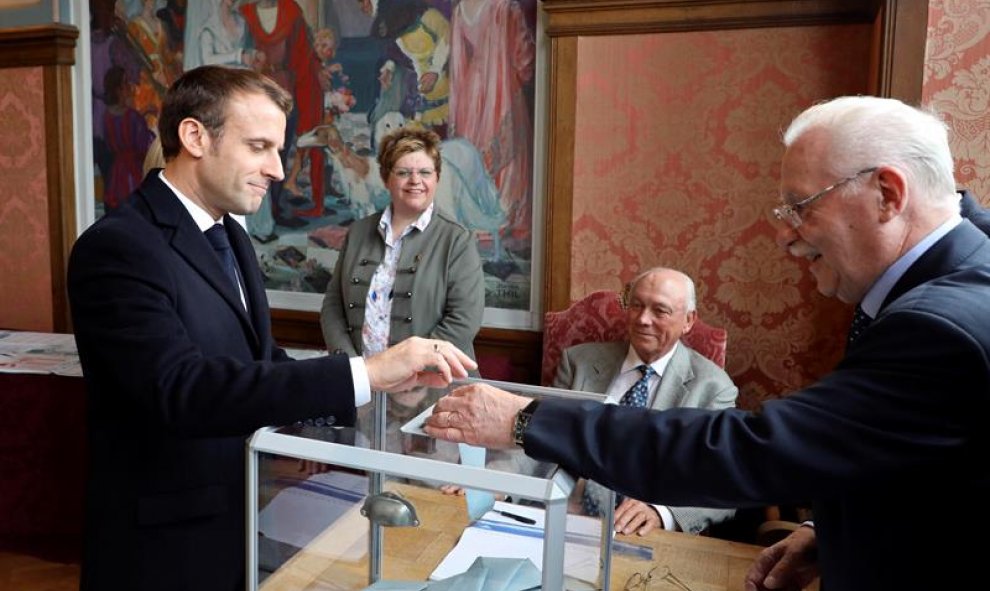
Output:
left=246, top=379, right=639, bottom=591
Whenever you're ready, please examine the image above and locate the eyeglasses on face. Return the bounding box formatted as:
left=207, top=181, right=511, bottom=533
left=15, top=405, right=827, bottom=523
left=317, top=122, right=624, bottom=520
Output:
left=773, top=167, right=878, bottom=229
left=391, top=167, right=436, bottom=180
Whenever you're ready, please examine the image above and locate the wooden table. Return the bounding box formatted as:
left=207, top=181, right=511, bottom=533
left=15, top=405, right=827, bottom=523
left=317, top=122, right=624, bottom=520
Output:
left=258, top=478, right=816, bottom=591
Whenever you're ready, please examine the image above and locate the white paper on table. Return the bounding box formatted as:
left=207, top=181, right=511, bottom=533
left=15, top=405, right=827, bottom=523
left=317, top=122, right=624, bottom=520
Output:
left=429, top=502, right=603, bottom=585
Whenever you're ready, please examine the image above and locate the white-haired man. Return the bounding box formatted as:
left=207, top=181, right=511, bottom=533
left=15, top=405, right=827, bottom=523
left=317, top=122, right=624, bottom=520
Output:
left=426, top=96, right=990, bottom=591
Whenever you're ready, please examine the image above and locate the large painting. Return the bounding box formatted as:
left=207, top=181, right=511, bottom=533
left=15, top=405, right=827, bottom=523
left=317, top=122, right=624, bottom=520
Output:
left=88, top=0, right=541, bottom=325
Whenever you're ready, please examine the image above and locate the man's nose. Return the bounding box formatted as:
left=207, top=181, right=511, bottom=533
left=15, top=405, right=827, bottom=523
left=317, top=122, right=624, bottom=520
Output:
left=265, top=151, right=284, bottom=181
left=775, top=220, right=798, bottom=251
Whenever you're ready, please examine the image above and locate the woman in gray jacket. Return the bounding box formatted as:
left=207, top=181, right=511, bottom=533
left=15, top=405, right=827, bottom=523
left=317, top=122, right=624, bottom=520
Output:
left=320, top=128, right=484, bottom=448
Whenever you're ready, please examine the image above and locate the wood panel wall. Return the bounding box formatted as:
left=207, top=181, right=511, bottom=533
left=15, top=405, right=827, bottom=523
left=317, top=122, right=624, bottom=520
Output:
left=0, top=24, right=77, bottom=332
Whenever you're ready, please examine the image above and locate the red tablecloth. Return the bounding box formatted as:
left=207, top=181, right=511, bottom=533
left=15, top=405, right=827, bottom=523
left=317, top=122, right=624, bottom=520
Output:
left=0, top=373, right=86, bottom=538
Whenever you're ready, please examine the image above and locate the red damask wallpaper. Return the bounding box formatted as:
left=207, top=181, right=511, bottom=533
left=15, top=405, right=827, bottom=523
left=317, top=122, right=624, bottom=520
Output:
left=0, top=66, right=53, bottom=332
left=924, top=0, right=990, bottom=202
left=570, top=25, right=873, bottom=410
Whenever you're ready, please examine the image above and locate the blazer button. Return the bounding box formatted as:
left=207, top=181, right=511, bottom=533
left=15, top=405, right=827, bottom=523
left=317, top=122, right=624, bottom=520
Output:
left=359, top=258, right=369, bottom=265
left=351, top=277, right=360, bottom=284
left=348, top=303, right=355, bottom=309
left=409, top=266, right=417, bottom=273
left=405, top=291, right=412, bottom=297
left=404, top=316, right=413, bottom=322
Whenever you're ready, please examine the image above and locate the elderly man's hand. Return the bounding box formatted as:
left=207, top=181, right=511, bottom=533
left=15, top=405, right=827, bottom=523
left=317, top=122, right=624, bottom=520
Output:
left=744, top=525, right=819, bottom=591
left=364, top=337, right=476, bottom=392
left=614, top=498, right=662, bottom=536
left=424, top=383, right=530, bottom=449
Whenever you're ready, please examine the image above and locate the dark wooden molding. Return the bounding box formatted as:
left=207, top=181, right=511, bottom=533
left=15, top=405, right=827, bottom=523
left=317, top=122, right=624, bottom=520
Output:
left=543, top=36, right=579, bottom=313
left=44, top=64, right=76, bottom=332
left=541, top=0, right=880, bottom=37
left=0, top=24, right=77, bottom=68
left=875, top=0, right=929, bottom=103
left=270, top=309, right=324, bottom=348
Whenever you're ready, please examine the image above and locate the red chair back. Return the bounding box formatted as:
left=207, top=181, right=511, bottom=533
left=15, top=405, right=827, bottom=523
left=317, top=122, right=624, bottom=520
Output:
left=541, top=290, right=727, bottom=386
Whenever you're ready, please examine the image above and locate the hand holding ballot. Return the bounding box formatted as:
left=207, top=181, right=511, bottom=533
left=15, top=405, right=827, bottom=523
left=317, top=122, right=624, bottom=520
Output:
left=424, top=382, right=530, bottom=448
left=366, top=338, right=477, bottom=393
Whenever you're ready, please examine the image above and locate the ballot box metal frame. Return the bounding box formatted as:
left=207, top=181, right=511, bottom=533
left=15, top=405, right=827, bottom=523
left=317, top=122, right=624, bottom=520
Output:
left=246, top=378, right=616, bottom=591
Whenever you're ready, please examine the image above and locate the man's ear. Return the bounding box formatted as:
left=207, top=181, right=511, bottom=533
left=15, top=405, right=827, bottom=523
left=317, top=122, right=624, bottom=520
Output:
left=876, top=166, right=908, bottom=222
left=682, top=310, right=697, bottom=334
left=177, top=117, right=209, bottom=159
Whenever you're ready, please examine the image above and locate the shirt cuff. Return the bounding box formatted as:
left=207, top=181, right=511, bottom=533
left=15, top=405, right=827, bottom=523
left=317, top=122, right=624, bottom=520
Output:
left=653, top=504, right=676, bottom=531
left=350, top=356, right=371, bottom=407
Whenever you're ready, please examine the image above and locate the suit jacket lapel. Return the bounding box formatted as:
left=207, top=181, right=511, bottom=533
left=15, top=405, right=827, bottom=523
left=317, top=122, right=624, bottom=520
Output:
left=883, top=220, right=987, bottom=311
left=651, top=343, right=693, bottom=410
left=137, top=176, right=261, bottom=351
left=586, top=343, right=624, bottom=393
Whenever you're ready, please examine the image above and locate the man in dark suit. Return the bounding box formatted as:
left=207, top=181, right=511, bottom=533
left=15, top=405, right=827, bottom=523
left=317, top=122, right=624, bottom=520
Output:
left=425, top=96, right=990, bottom=591
left=68, top=65, right=475, bottom=591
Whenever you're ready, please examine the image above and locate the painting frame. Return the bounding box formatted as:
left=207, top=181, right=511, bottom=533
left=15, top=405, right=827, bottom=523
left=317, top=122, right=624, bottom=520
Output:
left=80, top=0, right=547, bottom=331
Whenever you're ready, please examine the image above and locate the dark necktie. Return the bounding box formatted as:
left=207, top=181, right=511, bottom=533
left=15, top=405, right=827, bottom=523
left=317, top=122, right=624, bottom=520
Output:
left=582, top=364, right=657, bottom=516
left=619, top=364, right=657, bottom=408
left=204, top=223, right=244, bottom=307
left=846, top=305, right=872, bottom=349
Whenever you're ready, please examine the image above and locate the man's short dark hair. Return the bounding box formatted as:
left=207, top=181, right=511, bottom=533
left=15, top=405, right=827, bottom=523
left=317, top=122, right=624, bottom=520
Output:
left=158, top=65, right=293, bottom=160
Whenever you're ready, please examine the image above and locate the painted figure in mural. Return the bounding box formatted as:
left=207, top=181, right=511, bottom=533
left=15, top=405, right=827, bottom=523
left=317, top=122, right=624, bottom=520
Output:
left=450, top=0, right=535, bottom=253
left=101, top=66, right=155, bottom=210
left=68, top=65, right=475, bottom=591
left=183, top=0, right=261, bottom=71
left=320, top=127, right=483, bottom=453
left=283, top=26, right=355, bottom=200
left=360, top=0, right=452, bottom=136
left=156, top=0, right=187, bottom=64
left=126, top=0, right=182, bottom=129
left=91, top=0, right=143, bottom=193
left=241, top=0, right=326, bottom=224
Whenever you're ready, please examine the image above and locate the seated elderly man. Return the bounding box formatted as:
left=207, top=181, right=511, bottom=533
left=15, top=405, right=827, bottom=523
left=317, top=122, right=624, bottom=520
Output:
left=557, top=267, right=737, bottom=536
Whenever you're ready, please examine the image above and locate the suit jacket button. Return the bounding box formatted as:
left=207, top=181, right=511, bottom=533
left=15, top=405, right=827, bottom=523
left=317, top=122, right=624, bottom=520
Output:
left=405, top=291, right=412, bottom=297
left=314, top=417, right=326, bottom=427
left=409, top=266, right=417, bottom=273
left=360, top=258, right=369, bottom=265
left=326, top=416, right=336, bottom=426
left=348, top=303, right=355, bottom=309
left=404, top=316, right=413, bottom=322
left=351, top=277, right=360, bottom=284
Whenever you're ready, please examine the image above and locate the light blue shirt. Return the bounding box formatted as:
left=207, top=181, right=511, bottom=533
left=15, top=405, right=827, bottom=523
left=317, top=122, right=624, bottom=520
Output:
left=859, top=213, right=962, bottom=319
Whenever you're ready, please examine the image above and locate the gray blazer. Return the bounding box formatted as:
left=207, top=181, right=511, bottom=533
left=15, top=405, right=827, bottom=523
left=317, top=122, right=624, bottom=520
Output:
left=554, top=340, right=738, bottom=534
left=320, top=207, right=484, bottom=361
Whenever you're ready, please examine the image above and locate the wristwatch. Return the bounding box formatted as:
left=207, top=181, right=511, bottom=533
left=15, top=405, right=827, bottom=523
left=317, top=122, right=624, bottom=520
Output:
left=512, top=399, right=540, bottom=447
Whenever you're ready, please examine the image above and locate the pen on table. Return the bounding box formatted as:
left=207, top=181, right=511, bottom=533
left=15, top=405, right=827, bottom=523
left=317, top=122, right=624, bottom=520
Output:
left=496, top=510, right=536, bottom=525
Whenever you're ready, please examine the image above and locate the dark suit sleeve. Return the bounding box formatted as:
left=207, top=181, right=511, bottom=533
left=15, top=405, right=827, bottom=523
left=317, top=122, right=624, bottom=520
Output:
left=69, top=221, right=356, bottom=438
left=523, top=306, right=988, bottom=509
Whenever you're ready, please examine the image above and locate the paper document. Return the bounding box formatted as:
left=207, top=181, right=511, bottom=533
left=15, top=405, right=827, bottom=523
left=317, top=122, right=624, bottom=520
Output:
left=400, top=403, right=435, bottom=437
left=430, top=502, right=607, bottom=585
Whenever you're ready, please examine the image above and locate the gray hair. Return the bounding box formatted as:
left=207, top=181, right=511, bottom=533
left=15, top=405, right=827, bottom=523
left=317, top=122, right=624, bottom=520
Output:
left=626, top=267, right=697, bottom=313
left=782, top=96, right=956, bottom=206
